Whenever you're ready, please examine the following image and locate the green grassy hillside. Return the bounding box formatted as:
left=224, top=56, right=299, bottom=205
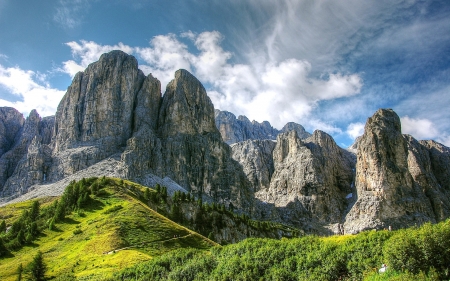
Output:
left=0, top=177, right=216, bottom=281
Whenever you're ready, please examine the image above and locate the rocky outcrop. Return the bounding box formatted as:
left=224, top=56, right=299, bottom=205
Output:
left=229, top=130, right=356, bottom=232
left=50, top=51, right=146, bottom=181
left=231, top=140, right=276, bottom=192
left=0, top=109, right=55, bottom=196
left=250, top=130, right=355, bottom=231
left=344, top=109, right=450, bottom=233
left=123, top=69, right=253, bottom=210
left=214, top=110, right=309, bottom=144
left=280, top=122, right=311, bottom=139
left=0, top=107, right=25, bottom=157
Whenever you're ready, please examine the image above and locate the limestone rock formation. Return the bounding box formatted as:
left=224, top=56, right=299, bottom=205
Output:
left=229, top=130, right=356, bottom=232
left=280, top=122, right=312, bottom=139
left=0, top=107, right=25, bottom=157
left=344, top=109, right=450, bottom=233
left=0, top=109, right=55, bottom=196
left=231, top=139, right=276, bottom=192
left=214, top=109, right=310, bottom=144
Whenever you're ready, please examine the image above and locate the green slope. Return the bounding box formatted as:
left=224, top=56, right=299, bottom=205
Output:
left=115, top=220, right=450, bottom=281
left=0, top=178, right=216, bottom=281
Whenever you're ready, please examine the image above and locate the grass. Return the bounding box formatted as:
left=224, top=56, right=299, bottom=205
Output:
left=0, top=178, right=216, bottom=281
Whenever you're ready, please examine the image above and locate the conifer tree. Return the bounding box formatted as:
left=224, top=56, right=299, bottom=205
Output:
left=0, top=220, right=6, bottom=233
left=30, top=201, right=40, bottom=222
left=30, top=251, right=46, bottom=281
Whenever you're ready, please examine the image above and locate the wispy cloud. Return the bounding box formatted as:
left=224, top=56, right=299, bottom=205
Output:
left=0, top=64, right=65, bottom=117
left=54, top=0, right=91, bottom=29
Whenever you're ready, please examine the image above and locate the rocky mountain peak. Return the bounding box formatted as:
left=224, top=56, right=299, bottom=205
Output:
left=215, top=109, right=309, bottom=144
left=280, top=122, right=312, bottom=139
left=159, top=69, right=216, bottom=136
left=367, top=108, right=402, bottom=133
left=54, top=50, right=145, bottom=153
left=344, top=108, right=449, bottom=233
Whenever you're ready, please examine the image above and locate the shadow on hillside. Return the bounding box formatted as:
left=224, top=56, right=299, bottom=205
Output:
left=62, top=217, right=80, bottom=225
left=82, top=198, right=106, bottom=212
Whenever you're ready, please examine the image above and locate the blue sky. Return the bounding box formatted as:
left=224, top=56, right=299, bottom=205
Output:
left=0, top=0, right=449, bottom=147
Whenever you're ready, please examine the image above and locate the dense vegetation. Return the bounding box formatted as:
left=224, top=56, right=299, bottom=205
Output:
left=0, top=177, right=215, bottom=280
left=115, top=220, right=450, bottom=281
left=146, top=187, right=301, bottom=243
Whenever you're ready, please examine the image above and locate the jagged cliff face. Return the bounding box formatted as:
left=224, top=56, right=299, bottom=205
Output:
left=344, top=109, right=450, bottom=233
left=215, top=109, right=311, bottom=144
left=231, top=140, right=276, bottom=192
left=251, top=130, right=355, bottom=230
left=0, top=51, right=253, bottom=212
left=54, top=51, right=145, bottom=152
left=0, top=109, right=54, bottom=196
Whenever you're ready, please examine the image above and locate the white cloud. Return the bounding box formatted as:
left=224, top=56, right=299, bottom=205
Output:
left=401, top=116, right=439, bottom=140
left=347, top=122, right=365, bottom=139
left=61, top=32, right=362, bottom=130
left=136, top=34, right=193, bottom=91
left=62, top=40, right=134, bottom=77
left=401, top=116, right=450, bottom=147
left=0, top=64, right=65, bottom=117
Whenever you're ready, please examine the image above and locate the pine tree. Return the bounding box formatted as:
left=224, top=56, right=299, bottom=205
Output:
left=54, top=198, right=66, bottom=222
left=0, top=238, right=7, bottom=257
left=30, top=251, right=46, bottom=281
left=30, top=201, right=40, bottom=222
left=144, top=188, right=150, bottom=201
left=0, top=220, right=6, bottom=233
left=17, top=229, right=25, bottom=245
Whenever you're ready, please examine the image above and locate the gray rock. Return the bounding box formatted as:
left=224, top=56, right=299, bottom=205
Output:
left=0, top=107, right=25, bottom=157
left=280, top=122, right=311, bottom=139
left=50, top=51, right=146, bottom=181
left=157, top=70, right=252, bottom=210
left=252, top=130, right=355, bottom=231
left=214, top=109, right=309, bottom=144
left=344, top=109, right=445, bottom=233
left=231, top=139, right=276, bottom=192
left=0, top=109, right=52, bottom=196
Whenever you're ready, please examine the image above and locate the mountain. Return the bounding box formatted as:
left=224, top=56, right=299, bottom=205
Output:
left=214, top=109, right=311, bottom=144
left=344, top=109, right=450, bottom=233
left=1, top=50, right=450, bottom=236
left=0, top=51, right=252, bottom=214
left=233, top=129, right=356, bottom=233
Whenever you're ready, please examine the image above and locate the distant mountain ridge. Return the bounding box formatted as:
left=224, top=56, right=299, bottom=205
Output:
left=214, top=109, right=311, bottom=144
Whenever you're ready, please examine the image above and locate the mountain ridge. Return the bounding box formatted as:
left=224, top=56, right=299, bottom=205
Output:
left=1, top=50, right=450, bottom=236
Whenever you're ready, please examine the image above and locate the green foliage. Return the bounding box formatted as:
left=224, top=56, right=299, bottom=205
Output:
left=384, top=222, right=450, bottom=279
left=116, top=220, right=450, bottom=281
left=144, top=188, right=150, bottom=201
left=30, top=200, right=40, bottom=222
left=29, top=251, right=46, bottom=281
left=103, top=205, right=123, bottom=214
left=0, top=220, right=6, bottom=233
